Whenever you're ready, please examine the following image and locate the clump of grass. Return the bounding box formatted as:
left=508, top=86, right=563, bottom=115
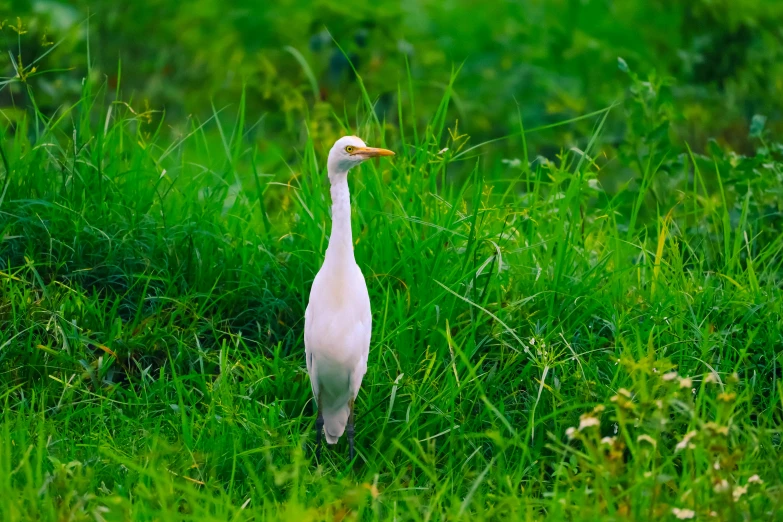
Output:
left=1, top=26, right=782, bottom=522
left=553, top=358, right=775, bottom=520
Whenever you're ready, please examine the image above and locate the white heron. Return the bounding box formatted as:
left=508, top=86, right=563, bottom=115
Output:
left=304, top=136, right=395, bottom=460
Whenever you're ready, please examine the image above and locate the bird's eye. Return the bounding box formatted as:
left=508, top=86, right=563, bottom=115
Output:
left=345, top=146, right=355, bottom=153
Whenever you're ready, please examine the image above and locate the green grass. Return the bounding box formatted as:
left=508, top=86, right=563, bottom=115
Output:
left=1, top=39, right=783, bottom=522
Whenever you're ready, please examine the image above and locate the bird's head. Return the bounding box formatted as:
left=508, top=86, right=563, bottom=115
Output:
left=327, top=136, right=394, bottom=178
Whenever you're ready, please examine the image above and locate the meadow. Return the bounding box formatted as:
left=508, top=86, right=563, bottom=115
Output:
left=1, top=1, right=783, bottom=520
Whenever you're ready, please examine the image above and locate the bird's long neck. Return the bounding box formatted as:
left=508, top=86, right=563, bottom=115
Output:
left=325, top=172, right=354, bottom=263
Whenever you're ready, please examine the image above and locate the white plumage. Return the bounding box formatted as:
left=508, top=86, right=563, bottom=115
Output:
left=304, top=136, right=394, bottom=459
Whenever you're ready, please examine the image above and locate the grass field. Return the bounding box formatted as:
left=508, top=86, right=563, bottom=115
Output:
left=1, top=4, right=783, bottom=521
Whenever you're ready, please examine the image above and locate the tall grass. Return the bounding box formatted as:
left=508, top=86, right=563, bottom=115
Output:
left=1, top=49, right=782, bottom=521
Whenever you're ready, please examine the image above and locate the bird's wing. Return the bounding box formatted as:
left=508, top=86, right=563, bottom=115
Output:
left=350, top=351, right=368, bottom=400
left=304, top=303, right=318, bottom=399
left=349, top=308, right=372, bottom=400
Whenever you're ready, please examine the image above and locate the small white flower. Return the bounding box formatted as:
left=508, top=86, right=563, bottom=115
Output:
left=714, top=479, right=730, bottom=493
left=679, top=377, right=693, bottom=388
left=675, top=431, right=698, bottom=452
left=747, top=474, right=763, bottom=485
left=704, top=373, right=718, bottom=384
left=600, top=436, right=615, bottom=445
left=566, top=427, right=576, bottom=440
left=733, top=485, right=747, bottom=501
left=579, top=416, right=600, bottom=430
left=663, top=372, right=678, bottom=381
left=637, top=434, right=657, bottom=447
left=672, top=507, right=695, bottom=519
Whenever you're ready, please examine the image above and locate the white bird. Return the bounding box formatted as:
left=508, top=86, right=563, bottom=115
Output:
left=304, top=136, right=395, bottom=460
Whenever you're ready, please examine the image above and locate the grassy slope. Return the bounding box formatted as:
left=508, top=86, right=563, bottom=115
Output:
left=1, top=66, right=782, bottom=521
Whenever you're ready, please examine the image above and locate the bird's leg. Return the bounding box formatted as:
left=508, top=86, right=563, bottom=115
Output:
left=315, top=399, right=324, bottom=461
left=315, top=413, right=324, bottom=460
left=347, top=398, right=355, bottom=461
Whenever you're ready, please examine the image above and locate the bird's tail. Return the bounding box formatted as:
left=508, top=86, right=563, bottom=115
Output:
left=322, top=405, right=349, bottom=444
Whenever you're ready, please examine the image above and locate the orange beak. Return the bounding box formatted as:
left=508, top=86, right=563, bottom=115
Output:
left=353, top=146, right=395, bottom=158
